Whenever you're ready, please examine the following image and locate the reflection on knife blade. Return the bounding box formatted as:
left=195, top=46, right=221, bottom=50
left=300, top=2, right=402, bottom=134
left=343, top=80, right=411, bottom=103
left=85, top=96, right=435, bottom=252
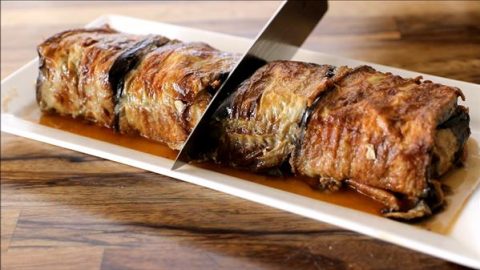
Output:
left=172, top=0, right=328, bottom=169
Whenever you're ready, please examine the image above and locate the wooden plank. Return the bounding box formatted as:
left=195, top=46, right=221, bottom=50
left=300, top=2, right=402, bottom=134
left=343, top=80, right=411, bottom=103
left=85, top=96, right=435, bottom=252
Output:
left=1, top=209, right=20, bottom=252
left=1, top=247, right=103, bottom=270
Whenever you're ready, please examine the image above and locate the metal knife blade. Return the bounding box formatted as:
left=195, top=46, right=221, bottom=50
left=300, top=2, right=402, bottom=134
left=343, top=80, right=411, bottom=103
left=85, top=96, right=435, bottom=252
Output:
left=172, top=0, right=328, bottom=170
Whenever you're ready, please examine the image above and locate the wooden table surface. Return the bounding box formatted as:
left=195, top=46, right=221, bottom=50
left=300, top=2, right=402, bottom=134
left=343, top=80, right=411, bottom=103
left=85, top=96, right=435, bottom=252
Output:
left=1, top=1, right=479, bottom=269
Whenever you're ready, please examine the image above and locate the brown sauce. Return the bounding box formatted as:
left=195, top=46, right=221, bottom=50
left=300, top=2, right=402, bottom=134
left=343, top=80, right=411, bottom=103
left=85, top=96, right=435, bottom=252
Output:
left=39, top=113, right=385, bottom=215
left=39, top=113, right=178, bottom=160
left=37, top=113, right=480, bottom=234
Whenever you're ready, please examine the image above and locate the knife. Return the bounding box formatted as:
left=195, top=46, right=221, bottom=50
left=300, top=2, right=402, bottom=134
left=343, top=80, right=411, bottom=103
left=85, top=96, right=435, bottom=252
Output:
left=172, top=0, right=328, bottom=170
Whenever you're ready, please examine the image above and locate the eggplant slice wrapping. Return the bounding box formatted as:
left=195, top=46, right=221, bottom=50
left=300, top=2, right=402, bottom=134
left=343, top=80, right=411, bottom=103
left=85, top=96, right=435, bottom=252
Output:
left=36, top=27, right=471, bottom=220
left=116, top=41, right=239, bottom=150
left=36, top=26, right=144, bottom=128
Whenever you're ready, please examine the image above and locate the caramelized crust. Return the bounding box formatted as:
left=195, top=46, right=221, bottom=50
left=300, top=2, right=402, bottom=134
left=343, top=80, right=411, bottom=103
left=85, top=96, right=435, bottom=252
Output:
left=292, top=66, right=464, bottom=199
left=36, top=27, right=142, bottom=127
left=36, top=27, right=471, bottom=220
left=117, top=42, right=239, bottom=149
left=213, top=61, right=343, bottom=171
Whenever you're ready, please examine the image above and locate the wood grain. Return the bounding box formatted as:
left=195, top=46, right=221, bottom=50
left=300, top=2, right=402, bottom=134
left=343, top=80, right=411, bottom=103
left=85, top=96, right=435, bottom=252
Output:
left=2, top=247, right=104, bottom=270
left=1, top=209, right=20, bottom=252
left=1, top=1, right=479, bottom=269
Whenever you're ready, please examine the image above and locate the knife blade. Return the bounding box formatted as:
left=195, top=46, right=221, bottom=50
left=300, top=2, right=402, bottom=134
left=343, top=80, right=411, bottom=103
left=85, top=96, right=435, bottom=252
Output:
left=172, top=0, right=328, bottom=170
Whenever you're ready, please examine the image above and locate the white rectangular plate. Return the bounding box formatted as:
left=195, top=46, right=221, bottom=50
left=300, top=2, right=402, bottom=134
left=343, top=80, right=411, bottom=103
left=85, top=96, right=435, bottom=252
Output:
left=2, top=15, right=480, bottom=268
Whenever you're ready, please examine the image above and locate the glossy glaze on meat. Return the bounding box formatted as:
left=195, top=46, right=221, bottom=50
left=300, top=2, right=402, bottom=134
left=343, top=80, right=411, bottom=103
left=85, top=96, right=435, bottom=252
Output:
left=212, top=65, right=469, bottom=218
left=36, top=28, right=470, bottom=220
left=36, top=27, right=143, bottom=127
left=290, top=66, right=469, bottom=217
left=116, top=42, right=239, bottom=149
left=212, top=61, right=348, bottom=172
